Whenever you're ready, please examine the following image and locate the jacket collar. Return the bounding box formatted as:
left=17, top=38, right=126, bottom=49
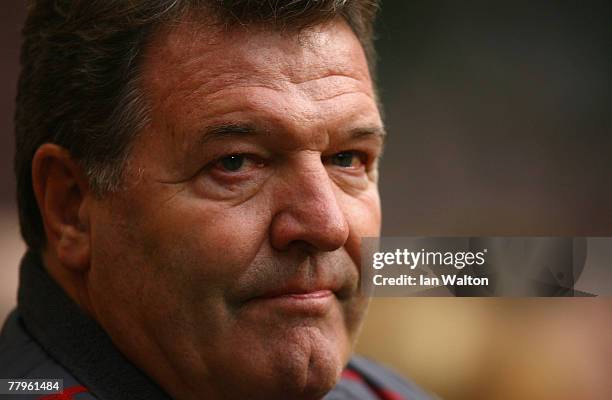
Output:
left=18, top=251, right=171, bottom=400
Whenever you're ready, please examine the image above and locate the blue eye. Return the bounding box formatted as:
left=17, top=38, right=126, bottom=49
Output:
left=219, top=155, right=245, bottom=172
left=331, top=152, right=361, bottom=168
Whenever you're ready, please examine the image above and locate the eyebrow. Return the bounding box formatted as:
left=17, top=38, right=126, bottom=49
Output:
left=347, top=126, right=387, bottom=143
left=197, top=123, right=261, bottom=147
left=197, top=123, right=386, bottom=147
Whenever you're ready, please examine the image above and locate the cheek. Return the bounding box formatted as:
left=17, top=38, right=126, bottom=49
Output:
left=364, top=191, right=382, bottom=232
left=339, top=186, right=381, bottom=271
left=87, top=193, right=273, bottom=365
left=344, top=186, right=381, bottom=236
left=141, top=198, right=270, bottom=290
left=89, top=191, right=271, bottom=313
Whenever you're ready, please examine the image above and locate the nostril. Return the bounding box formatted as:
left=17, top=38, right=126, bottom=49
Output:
left=269, top=206, right=349, bottom=253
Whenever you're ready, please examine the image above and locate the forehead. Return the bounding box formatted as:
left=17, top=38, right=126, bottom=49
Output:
left=141, top=15, right=375, bottom=112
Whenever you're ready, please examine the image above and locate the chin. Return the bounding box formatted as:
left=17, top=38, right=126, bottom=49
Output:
left=285, top=323, right=348, bottom=395
left=255, top=355, right=342, bottom=400
left=298, top=351, right=344, bottom=400
left=219, top=325, right=347, bottom=400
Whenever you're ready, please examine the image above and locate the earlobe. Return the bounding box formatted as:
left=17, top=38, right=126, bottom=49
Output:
left=57, top=225, right=91, bottom=271
left=31, top=143, right=91, bottom=271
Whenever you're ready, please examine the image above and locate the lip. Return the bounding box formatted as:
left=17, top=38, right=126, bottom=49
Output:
left=282, top=289, right=334, bottom=300
left=258, top=287, right=334, bottom=299
left=247, top=288, right=336, bottom=316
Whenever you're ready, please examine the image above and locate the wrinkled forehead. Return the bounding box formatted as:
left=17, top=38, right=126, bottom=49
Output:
left=140, top=14, right=374, bottom=103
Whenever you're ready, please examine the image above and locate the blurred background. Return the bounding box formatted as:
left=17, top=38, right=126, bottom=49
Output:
left=1, top=1, right=611, bottom=399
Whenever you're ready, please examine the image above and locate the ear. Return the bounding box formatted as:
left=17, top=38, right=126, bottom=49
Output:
left=32, top=143, right=91, bottom=271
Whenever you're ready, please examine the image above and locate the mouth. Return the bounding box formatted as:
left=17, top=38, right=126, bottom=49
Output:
left=247, top=286, right=337, bottom=316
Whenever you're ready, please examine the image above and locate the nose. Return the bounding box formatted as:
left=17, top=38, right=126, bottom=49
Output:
left=269, top=156, right=350, bottom=253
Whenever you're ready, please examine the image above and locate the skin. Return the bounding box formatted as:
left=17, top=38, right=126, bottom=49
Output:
left=32, top=15, right=384, bottom=400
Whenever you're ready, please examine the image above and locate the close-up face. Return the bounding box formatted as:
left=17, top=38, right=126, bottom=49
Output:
left=85, top=16, right=383, bottom=400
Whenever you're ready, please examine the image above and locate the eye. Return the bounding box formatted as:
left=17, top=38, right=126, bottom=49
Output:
left=218, top=155, right=246, bottom=172
left=330, top=151, right=365, bottom=169
left=210, top=154, right=265, bottom=175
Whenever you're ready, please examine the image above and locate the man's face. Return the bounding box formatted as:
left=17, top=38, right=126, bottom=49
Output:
left=86, top=16, right=383, bottom=400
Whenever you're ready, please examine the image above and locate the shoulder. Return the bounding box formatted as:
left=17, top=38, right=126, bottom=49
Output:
left=0, top=310, right=62, bottom=377
left=0, top=310, right=94, bottom=399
